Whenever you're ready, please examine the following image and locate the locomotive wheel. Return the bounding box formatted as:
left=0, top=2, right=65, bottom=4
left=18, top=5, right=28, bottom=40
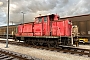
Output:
left=54, top=41, right=58, bottom=48
left=47, top=41, right=58, bottom=48
left=47, top=42, right=54, bottom=48
left=50, top=43, right=54, bottom=48
left=47, top=43, right=50, bottom=48
left=24, top=40, right=27, bottom=44
left=32, top=41, right=38, bottom=46
left=39, top=42, right=43, bottom=46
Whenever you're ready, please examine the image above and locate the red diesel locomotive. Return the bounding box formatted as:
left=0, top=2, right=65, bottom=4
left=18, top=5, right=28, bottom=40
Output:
left=15, top=14, right=72, bottom=47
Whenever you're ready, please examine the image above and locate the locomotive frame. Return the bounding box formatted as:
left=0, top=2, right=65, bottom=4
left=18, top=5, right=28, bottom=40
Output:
left=16, top=36, right=71, bottom=47
left=15, top=14, right=72, bottom=47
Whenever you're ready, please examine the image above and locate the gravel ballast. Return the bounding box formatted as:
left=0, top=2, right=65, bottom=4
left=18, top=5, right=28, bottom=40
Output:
left=0, top=39, right=90, bottom=60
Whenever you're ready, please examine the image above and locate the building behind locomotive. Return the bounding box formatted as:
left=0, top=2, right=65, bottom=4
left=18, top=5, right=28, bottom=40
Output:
left=0, top=25, right=17, bottom=39
left=0, top=26, right=6, bottom=38
left=61, top=14, right=90, bottom=44
left=72, top=24, right=89, bottom=43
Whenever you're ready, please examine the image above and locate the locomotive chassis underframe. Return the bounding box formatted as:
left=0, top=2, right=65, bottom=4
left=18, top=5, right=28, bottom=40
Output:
left=16, top=36, right=72, bottom=48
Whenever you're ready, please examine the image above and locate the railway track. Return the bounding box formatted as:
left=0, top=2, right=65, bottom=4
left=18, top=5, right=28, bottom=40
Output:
left=0, top=48, right=40, bottom=60
left=33, top=45, right=90, bottom=57
left=0, top=40, right=90, bottom=58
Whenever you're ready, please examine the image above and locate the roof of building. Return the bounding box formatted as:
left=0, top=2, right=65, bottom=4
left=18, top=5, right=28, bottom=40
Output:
left=61, top=14, right=90, bottom=21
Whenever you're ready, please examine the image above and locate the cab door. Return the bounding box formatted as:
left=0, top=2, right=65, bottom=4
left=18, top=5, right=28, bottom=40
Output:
left=33, top=17, right=43, bottom=36
left=42, top=16, right=52, bottom=36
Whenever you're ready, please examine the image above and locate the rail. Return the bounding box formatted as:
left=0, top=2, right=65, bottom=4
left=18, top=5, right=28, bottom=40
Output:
left=0, top=40, right=90, bottom=57
left=0, top=48, right=40, bottom=60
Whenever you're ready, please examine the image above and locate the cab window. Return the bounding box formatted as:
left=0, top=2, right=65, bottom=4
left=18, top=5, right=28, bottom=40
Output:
left=38, top=17, right=42, bottom=23
left=44, top=17, right=47, bottom=22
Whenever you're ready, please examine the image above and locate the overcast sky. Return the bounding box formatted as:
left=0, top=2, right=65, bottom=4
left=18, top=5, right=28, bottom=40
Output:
left=0, top=0, right=90, bottom=26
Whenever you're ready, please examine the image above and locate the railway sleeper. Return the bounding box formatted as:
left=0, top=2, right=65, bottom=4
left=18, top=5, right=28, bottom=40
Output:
left=0, top=56, right=9, bottom=59
left=0, top=48, right=41, bottom=60
left=79, top=50, right=84, bottom=56
left=70, top=50, right=90, bottom=57
left=88, top=50, right=90, bottom=57
left=56, top=47, right=90, bottom=57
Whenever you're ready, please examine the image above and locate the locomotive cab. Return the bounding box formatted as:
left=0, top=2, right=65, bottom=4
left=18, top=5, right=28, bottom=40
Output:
left=35, top=14, right=59, bottom=23
left=49, top=14, right=59, bottom=21
left=35, top=17, right=42, bottom=23
left=34, top=14, right=60, bottom=36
